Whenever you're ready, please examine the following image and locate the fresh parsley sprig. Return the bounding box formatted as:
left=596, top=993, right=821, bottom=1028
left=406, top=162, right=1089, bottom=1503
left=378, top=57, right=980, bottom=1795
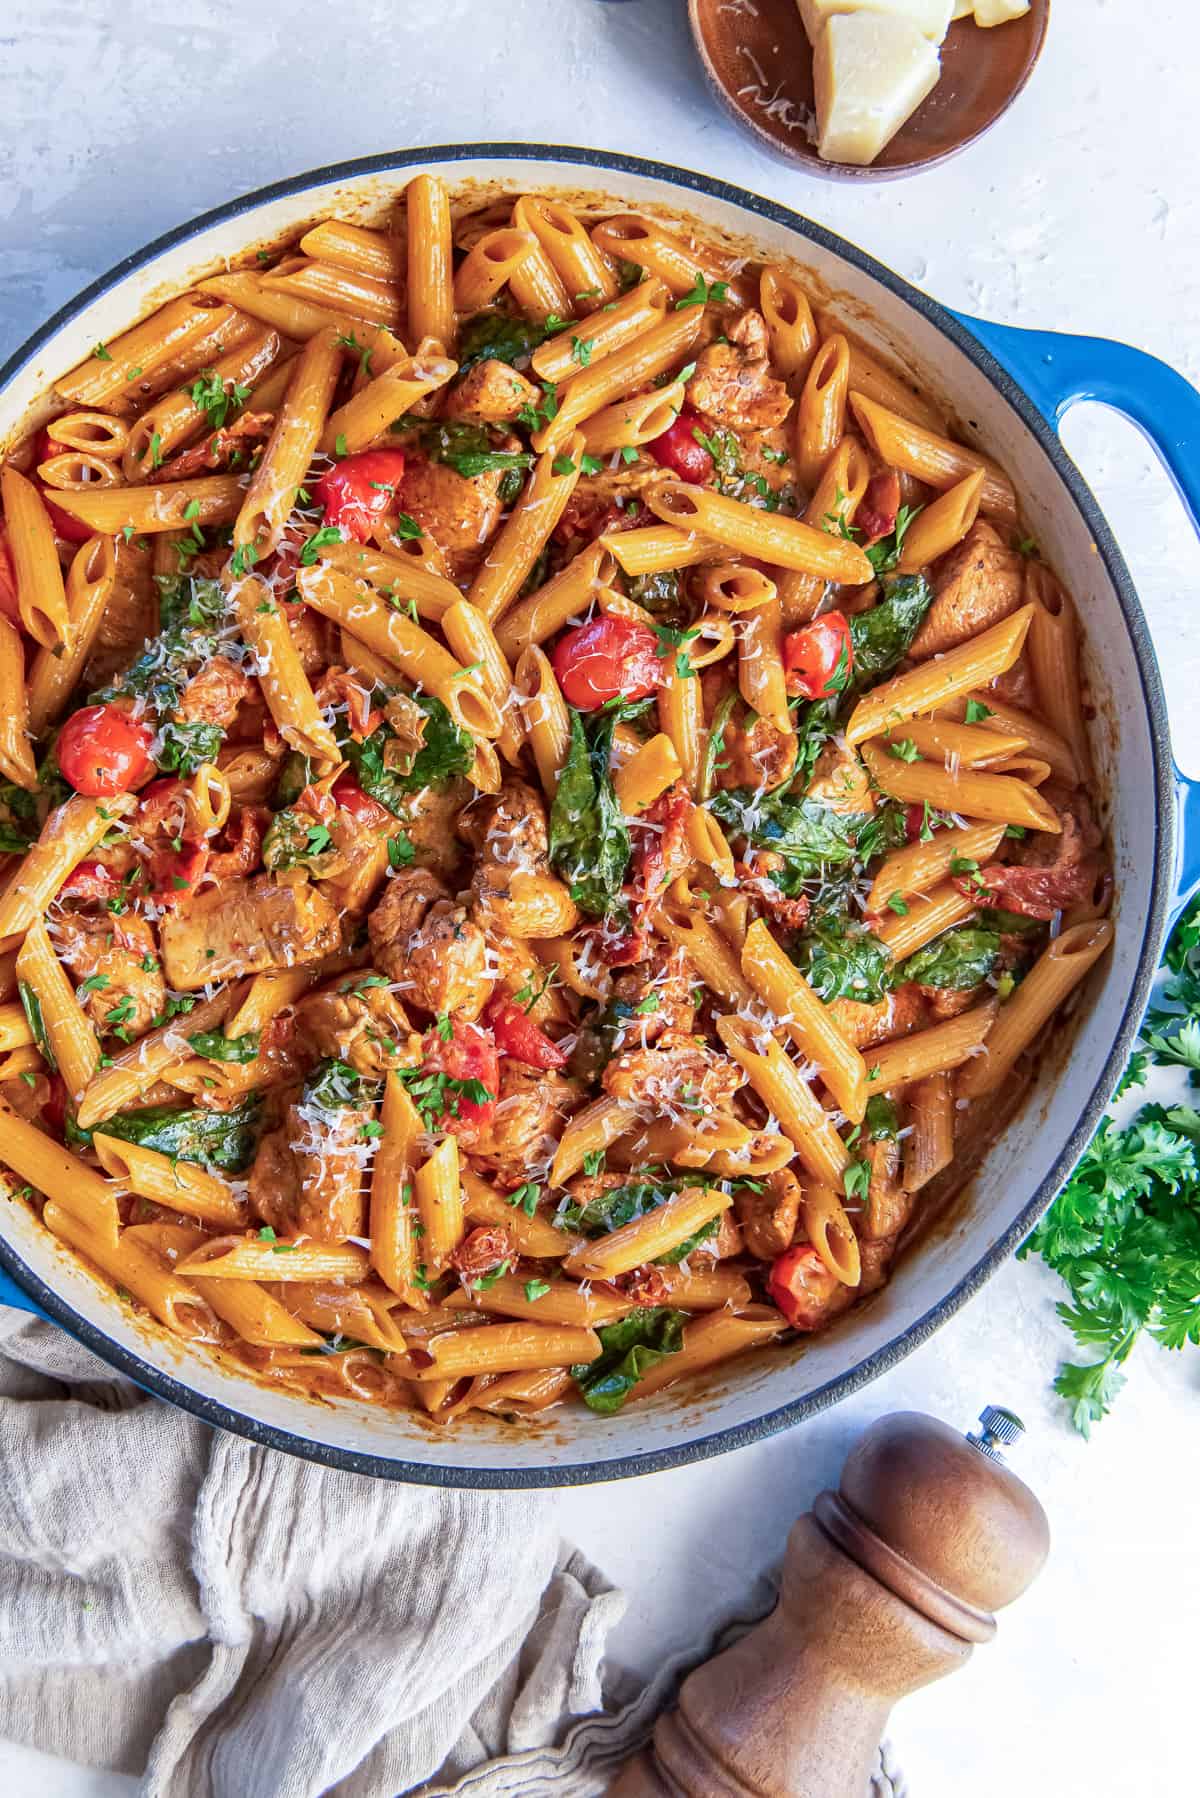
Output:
left=1021, top=894, right=1200, bottom=1434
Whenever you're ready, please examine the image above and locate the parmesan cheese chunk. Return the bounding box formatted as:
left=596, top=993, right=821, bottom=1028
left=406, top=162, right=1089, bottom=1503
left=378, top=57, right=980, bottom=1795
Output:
left=813, top=13, right=942, bottom=166
left=971, top=0, right=1031, bottom=24
left=951, top=0, right=974, bottom=16
left=797, top=0, right=954, bottom=45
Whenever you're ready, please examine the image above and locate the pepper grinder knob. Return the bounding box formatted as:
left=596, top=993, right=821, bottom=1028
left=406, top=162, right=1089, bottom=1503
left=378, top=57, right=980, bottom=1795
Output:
left=968, top=1404, right=1026, bottom=1461
left=609, top=1407, right=1050, bottom=1798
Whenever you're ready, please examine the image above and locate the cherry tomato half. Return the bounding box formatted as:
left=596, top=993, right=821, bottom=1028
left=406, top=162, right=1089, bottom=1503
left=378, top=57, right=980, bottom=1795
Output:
left=150, top=843, right=210, bottom=906
left=782, top=611, right=853, bottom=701
left=645, top=405, right=714, bottom=484
left=312, top=449, right=408, bottom=543
left=332, top=771, right=391, bottom=832
left=32, top=430, right=93, bottom=544
left=0, top=526, right=20, bottom=626
left=551, top=614, right=663, bottom=711
left=484, top=996, right=567, bottom=1070
left=56, top=704, right=155, bottom=798
left=420, top=1020, right=499, bottom=1135
left=768, top=1243, right=841, bottom=1332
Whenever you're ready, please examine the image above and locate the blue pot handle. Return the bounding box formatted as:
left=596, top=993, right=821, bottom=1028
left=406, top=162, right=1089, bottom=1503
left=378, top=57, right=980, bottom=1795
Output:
left=956, top=313, right=1200, bottom=928
left=0, top=1264, right=45, bottom=1317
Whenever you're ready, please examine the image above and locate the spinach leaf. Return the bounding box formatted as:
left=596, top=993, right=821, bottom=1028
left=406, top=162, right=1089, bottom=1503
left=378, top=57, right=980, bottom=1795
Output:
left=0, top=782, right=37, bottom=852
left=456, top=310, right=552, bottom=375
left=571, top=1306, right=688, bottom=1414
left=18, top=981, right=57, bottom=1072
left=188, top=1029, right=261, bottom=1064
left=153, top=718, right=224, bottom=777
left=905, top=926, right=1000, bottom=990
left=392, top=415, right=533, bottom=482
left=848, top=574, right=933, bottom=688
left=657, top=1217, right=719, bottom=1264
left=979, top=906, right=1046, bottom=937
left=340, top=695, right=472, bottom=815
left=304, top=1058, right=379, bottom=1112
left=95, top=575, right=242, bottom=775
left=792, top=911, right=895, bottom=1003
left=549, top=707, right=631, bottom=921
left=70, top=1096, right=263, bottom=1172
left=790, top=699, right=838, bottom=793
left=865, top=1094, right=900, bottom=1140
left=628, top=568, right=684, bottom=620
left=710, top=788, right=874, bottom=878
left=560, top=1174, right=695, bottom=1235
left=864, top=504, right=923, bottom=578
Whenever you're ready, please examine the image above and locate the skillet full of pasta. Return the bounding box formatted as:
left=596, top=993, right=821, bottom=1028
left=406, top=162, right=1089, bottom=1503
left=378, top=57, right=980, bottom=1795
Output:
left=0, top=180, right=1112, bottom=1425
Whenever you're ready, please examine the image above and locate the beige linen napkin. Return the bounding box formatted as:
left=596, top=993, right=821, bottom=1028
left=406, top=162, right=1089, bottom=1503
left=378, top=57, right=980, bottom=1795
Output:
left=0, top=1308, right=907, bottom=1797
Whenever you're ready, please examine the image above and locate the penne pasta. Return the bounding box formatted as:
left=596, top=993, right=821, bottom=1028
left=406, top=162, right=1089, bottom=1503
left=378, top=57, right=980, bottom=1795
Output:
left=844, top=605, right=1035, bottom=745
left=741, top=919, right=868, bottom=1124
left=647, top=481, right=873, bottom=583
left=850, top=391, right=1018, bottom=524
left=532, top=278, right=669, bottom=383
left=866, top=1000, right=999, bottom=1090
left=0, top=466, right=70, bottom=648
left=957, top=922, right=1113, bottom=1099
left=467, top=434, right=586, bottom=623
left=716, top=1015, right=851, bottom=1189
left=860, top=739, right=1061, bottom=833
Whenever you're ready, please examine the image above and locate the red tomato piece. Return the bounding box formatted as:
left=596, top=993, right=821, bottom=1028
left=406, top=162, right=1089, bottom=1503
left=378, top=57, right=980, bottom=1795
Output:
left=149, top=843, right=210, bottom=906
left=0, top=526, right=20, bottom=626
left=41, top=1073, right=68, bottom=1138
left=484, top=996, right=567, bottom=1070
left=312, top=449, right=408, bottom=542
left=31, top=430, right=93, bottom=544
left=420, top=1020, right=499, bottom=1135
left=59, top=859, right=122, bottom=901
left=645, top=405, right=714, bottom=483
left=782, top=611, right=853, bottom=701
left=331, top=772, right=391, bottom=831
left=768, top=1243, right=840, bottom=1332
left=56, top=704, right=155, bottom=797
left=551, top=614, right=663, bottom=711
left=856, top=469, right=901, bottom=545
left=904, top=804, right=927, bottom=843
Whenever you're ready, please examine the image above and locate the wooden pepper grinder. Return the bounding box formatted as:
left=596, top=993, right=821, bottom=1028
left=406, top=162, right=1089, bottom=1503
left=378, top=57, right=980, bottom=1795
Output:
left=611, top=1406, right=1050, bottom=1798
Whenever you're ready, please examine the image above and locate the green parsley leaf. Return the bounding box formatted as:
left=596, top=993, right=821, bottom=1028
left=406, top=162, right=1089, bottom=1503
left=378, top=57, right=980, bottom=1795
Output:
left=964, top=699, right=993, bottom=724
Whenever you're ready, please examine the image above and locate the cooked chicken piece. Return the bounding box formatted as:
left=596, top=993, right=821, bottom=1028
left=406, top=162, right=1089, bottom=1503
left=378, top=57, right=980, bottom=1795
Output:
left=986, top=654, right=1038, bottom=712
left=83, top=538, right=155, bottom=689
left=443, top=358, right=541, bottom=426
left=918, top=985, right=978, bottom=1021
left=316, top=812, right=390, bottom=916
left=909, top=522, right=1024, bottom=661
left=734, top=862, right=811, bottom=933
left=249, top=1096, right=369, bottom=1243
left=294, top=978, right=421, bottom=1077
left=602, top=1031, right=745, bottom=1115
left=860, top=1137, right=913, bottom=1240
left=159, top=874, right=342, bottom=989
left=687, top=309, right=793, bottom=432
left=610, top=943, right=696, bottom=1047
left=397, top=458, right=504, bottom=574
left=464, top=1063, right=577, bottom=1179
left=395, top=778, right=472, bottom=884
left=857, top=1234, right=898, bottom=1296
left=368, top=868, right=493, bottom=1020
left=735, top=1165, right=803, bottom=1261
left=54, top=910, right=166, bottom=1039
left=706, top=692, right=798, bottom=792
left=467, top=779, right=579, bottom=939
left=564, top=1168, right=627, bottom=1213
left=806, top=740, right=874, bottom=814
left=827, top=983, right=927, bottom=1052
left=177, top=657, right=255, bottom=729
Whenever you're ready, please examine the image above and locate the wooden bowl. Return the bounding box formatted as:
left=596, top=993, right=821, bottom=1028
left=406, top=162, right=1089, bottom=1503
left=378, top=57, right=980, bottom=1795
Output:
left=687, top=0, right=1051, bottom=179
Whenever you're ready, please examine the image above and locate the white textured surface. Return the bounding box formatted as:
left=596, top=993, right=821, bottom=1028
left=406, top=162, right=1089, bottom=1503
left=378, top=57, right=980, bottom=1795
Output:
left=0, top=3, right=1198, bottom=1796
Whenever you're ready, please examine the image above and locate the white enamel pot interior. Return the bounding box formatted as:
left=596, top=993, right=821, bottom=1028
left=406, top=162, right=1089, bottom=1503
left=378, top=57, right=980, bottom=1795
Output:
left=0, top=147, right=1173, bottom=1486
